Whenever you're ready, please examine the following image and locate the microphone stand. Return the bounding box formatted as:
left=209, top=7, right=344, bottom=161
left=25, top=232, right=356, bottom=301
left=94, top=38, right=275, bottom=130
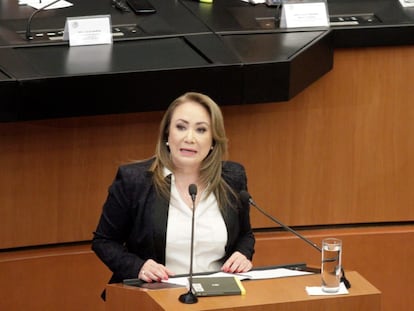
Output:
left=247, top=194, right=322, bottom=252
left=240, top=191, right=351, bottom=289
left=25, top=0, right=61, bottom=40
left=179, top=184, right=198, bottom=304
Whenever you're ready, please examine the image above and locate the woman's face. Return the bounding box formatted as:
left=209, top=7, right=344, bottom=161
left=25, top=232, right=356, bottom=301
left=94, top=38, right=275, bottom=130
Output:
left=167, top=101, right=213, bottom=171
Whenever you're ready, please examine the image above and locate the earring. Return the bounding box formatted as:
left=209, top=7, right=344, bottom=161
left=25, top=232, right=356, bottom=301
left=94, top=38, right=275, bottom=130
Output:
left=166, top=142, right=169, bottom=146
left=210, top=146, right=214, bottom=150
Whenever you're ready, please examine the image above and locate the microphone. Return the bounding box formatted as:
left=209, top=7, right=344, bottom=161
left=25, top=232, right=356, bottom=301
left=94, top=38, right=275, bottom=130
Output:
left=25, top=0, right=61, bottom=40
left=179, top=184, right=198, bottom=304
left=240, top=190, right=351, bottom=288
left=189, top=183, right=197, bottom=202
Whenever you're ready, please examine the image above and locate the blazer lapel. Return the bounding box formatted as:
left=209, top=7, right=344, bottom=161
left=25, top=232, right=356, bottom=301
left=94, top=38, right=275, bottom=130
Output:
left=151, top=175, right=171, bottom=264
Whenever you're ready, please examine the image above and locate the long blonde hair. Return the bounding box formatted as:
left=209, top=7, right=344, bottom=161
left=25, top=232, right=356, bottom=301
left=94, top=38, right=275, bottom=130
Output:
left=150, top=92, right=235, bottom=209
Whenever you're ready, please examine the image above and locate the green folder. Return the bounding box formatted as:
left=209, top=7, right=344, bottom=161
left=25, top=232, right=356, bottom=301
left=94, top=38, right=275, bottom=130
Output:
left=191, top=276, right=246, bottom=297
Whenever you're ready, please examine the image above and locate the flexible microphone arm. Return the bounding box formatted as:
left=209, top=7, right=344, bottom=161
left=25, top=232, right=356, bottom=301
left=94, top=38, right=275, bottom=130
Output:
left=179, top=184, right=198, bottom=304
left=240, top=190, right=351, bottom=289
left=240, top=191, right=321, bottom=252
left=25, top=0, right=61, bottom=40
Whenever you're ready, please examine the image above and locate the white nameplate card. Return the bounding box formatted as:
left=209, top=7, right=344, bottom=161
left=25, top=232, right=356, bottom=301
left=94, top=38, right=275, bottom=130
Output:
left=63, top=15, right=113, bottom=46
left=280, top=0, right=329, bottom=28
left=399, top=0, right=414, bottom=7
left=22, top=0, right=73, bottom=10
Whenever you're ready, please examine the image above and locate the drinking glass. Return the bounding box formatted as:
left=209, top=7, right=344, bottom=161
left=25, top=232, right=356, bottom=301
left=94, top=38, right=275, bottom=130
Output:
left=321, top=238, right=342, bottom=292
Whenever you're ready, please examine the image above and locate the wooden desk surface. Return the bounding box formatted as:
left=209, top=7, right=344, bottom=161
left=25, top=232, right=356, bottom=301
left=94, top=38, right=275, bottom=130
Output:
left=106, top=271, right=381, bottom=311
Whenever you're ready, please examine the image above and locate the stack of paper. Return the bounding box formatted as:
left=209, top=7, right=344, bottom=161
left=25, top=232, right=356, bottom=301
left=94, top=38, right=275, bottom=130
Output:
left=19, top=0, right=73, bottom=10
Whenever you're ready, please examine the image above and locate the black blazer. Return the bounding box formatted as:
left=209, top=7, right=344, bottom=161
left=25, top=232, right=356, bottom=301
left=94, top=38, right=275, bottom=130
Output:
left=92, top=158, right=255, bottom=285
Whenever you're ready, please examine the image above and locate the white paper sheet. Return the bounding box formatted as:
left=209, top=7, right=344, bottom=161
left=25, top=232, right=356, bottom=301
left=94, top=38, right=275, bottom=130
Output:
left=399, top=0, right=414, bottom=7
left=164, top=268, right=313, bottom=287
left=305, top=282, right=349, bottom=296
left=20, top=0, right=73, bottom=10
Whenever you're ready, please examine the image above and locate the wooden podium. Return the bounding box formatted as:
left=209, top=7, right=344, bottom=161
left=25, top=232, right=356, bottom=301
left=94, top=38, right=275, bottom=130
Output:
left=105, top=271, right=381, bottom=311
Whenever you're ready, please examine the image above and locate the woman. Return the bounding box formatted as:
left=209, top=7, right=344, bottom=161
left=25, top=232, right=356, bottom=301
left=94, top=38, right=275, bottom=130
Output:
left=92, top=92, right=255, bottom=294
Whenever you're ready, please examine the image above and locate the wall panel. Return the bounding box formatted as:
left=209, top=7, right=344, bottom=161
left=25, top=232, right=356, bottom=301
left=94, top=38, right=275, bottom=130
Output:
left=253, top=226, right=414, bottom=311
left=2, top=47, right=414, bottom=249
left=0, top=244, right=111, bottom=311
left=224, top=46, right=414, bottom=227
left=1, top=47, right=414, bottom=248
left=1, top=227, right=412, bottom=311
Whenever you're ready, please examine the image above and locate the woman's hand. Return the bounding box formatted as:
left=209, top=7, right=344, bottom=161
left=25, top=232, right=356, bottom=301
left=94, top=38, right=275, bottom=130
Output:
left=221, top=251, right=252, bottom=273
left=138, top=259, right=174, bottom=282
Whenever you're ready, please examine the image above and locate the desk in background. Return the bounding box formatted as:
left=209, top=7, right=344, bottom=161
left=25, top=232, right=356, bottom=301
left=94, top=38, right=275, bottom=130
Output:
left=0, top=0, right=333, bottom=122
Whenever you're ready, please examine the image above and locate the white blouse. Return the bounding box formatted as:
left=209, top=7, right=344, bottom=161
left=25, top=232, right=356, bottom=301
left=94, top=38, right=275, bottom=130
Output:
left=165, top=174, right=228, bottom=274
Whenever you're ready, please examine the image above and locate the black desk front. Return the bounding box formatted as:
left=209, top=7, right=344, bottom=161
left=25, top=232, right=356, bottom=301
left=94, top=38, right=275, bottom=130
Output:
left=0, top=0, right=334, bottom=122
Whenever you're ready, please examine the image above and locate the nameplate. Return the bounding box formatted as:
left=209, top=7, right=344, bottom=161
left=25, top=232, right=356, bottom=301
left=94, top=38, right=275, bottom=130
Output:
left=63, top=15, right=113, bottom=46
left=399, top=0, right=414, bottom=7
left=280, top=0, right=329, bottom=28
